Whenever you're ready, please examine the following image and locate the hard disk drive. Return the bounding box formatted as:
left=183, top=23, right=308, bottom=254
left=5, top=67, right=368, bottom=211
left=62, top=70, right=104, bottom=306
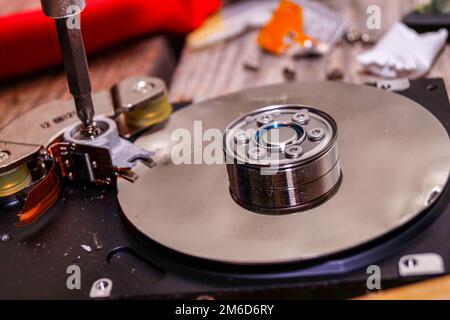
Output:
left=1, top=77, right=450, bottom=299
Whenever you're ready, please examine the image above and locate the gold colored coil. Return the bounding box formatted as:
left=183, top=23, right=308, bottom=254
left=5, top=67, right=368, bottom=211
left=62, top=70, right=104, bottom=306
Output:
left=0, top=164, right=32, bottom=198
left=124, top=92, right=172, bottom=129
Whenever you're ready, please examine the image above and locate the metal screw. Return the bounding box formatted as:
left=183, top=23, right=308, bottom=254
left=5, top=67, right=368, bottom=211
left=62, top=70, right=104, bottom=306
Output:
left=89, top=278, right=113, bottom=298
left=95, top=280, right=110, bottom=291
left=292, top=110, right=310, bottom=125
left=326, top=68, right=344, bottom=81
left=403, top=258, right=418, bottom=269
left=0, top=151, right=10, bottom=163
left=380, top=83, right=391, bottom=90
left=242, top=57, right=260, bottom=71
left=248, top=147, right=266, bottom=160
left=308, top=128, right=325, bottom=142
left=345, top=29, right=362, bottom=43
left=133, top=80, right=153, bottom=94
left=233, top=131, right=249, bottom=145
left=1, top=234, right=12, bottom=242
left=256, top=114, right=274, bottom=126
left=283, top=65, right=296, bottom=81
left=67, top=172, right=74, bottom=180
left=285, top=145, right=303, bottom=158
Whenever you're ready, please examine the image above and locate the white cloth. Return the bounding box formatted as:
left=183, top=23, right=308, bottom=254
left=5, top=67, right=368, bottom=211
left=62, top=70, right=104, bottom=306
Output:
left=357, top=22, right=448, bottom=79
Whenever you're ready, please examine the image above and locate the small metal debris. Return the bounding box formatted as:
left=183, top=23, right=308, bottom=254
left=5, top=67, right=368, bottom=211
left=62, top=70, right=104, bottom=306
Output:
left=92, top=233, right=103, bottom=250
left=326, top=68, right=344, bottom=81
left=345, top=30, right=375, bottom=45
left=242, top=57, right=260, bottom=71
left=345, top=29, right=362, bottom=43
left=81, top=244, right=92, bottom=252
left=282, top=64, right=296, bottom=81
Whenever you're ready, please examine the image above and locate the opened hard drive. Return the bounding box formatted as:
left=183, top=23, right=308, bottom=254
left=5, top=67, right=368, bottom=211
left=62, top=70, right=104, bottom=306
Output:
left=1, top=74, right=450, bottom=299
left=1, top=0, right=450, bottom=301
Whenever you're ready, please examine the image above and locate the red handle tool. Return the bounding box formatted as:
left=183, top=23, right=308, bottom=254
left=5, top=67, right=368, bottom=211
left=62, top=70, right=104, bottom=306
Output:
left=0, top=0, right=220, bottom=81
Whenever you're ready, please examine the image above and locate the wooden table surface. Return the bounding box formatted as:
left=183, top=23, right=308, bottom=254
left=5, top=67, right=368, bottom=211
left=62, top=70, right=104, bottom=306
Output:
left=1, top=0, right=450, bottom=299
left=170, top=0, right=450, bottom=102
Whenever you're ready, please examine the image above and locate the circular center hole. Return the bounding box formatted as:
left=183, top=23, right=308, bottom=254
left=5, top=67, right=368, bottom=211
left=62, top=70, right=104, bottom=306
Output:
left=258, top=123, right=303, bottom=149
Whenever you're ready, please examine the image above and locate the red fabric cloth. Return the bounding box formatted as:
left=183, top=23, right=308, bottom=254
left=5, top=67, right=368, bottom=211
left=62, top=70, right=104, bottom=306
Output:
left=0, top=0, right=220, bottom=81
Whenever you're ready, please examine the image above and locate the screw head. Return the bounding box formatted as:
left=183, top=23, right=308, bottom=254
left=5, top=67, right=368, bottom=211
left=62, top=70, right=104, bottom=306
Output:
left=95, top=280, right=110, bottom=291
left=292, top=110, right=310, bottom=125
left=256, top=114, right=274, bottom=126
left=0, top=151, right=10, bottom=163
left=233, top=131, right=249, bottom=145
left=1, top=234, right=12, bottom=242
left=242, top=57, right=260, bottom=71
left=308, top=128, right=325, bottom=141
left=89, top=278, right=113, bottom=298
left=133, top=80, right=153, bottom=94
left=380, top=83, right=391, bottom=90
left=283, top=65, right=296, bottom=81
left=64, top=160, right=71, bottom=168
left=285, top=145, right=303, bottom=158
left=403, top=258, right=418, bottom=269
left=248, top=147, right=266, bottom=160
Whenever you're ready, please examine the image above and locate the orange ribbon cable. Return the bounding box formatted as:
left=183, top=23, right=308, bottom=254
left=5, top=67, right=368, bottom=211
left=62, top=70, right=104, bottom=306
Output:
left=18, top=161, right=61, bottom=226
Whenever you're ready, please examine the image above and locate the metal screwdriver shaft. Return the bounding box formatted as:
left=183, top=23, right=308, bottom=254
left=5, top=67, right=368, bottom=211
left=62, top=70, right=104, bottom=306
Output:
left=40, top=0, right=97, bottom=137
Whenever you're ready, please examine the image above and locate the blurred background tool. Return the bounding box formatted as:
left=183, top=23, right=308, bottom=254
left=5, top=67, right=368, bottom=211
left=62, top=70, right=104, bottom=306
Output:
left=187, top=0, right=346, bottom=52
left=0, top=0, right=220, bottom=81
left=40, top=0, right=97, bottom=137
left=174, top=0, right=346, bottom=103
left=257, top=0, right=317, bottom=55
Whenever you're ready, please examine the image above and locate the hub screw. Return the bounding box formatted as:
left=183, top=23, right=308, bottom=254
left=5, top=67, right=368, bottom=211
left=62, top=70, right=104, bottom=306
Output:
left=293, top=110, right=310, bottom=125
left=285, top=145, right=303, bottom=158
left=233, top=131, right=249, bottom=145
left=308, top=128, right=325, bottom=141
left=256, top=114, right=274, bottom=126
left=248, top=147, right=266, bottom=160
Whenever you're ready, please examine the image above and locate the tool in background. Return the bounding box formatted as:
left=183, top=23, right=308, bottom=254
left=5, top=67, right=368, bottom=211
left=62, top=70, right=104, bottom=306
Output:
left=187, top=0, right=346, bottom=54
left=171, top=0, right=346, bottom=103
left=257, top=0, right=316, bottom=55
left=0, top=0, right=221, bottom=81
left=1, top=1, right=175, bottom=225
left=40, top=0, right=97, bottom=137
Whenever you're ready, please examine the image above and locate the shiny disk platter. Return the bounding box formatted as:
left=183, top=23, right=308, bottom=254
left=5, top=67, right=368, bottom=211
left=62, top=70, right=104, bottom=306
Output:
left=118, top=81, right=450, bottom=265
